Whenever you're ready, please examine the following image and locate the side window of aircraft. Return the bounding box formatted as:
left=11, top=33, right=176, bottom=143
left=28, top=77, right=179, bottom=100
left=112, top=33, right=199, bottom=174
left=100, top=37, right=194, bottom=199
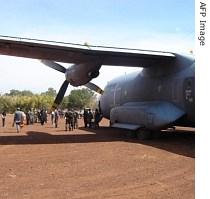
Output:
left=108, top=84, right=116, bottom=92
left=146, top=113, right=154, bottom=125
left=172, top=80, right=178, bottom=102
left=184, top=78, right=194, bottom=103
left=104, top=83, right=115, bottom=93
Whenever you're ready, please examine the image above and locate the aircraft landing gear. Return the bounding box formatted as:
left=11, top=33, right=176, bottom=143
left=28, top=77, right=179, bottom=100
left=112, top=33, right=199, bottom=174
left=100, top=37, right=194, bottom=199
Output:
left=136, top=129, right=152, bottom=140
left=125, top=129, right=162, bottom=140
left=136, top=129, right=162, bottom=140
left=151, top=131, right=162, bottom=139
left=125, top=131, right=137, bottom=139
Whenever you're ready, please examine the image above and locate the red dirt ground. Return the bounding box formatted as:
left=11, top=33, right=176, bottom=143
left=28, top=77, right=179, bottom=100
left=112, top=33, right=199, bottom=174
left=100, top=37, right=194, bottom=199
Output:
left=0, top=114, right=194, bottom=199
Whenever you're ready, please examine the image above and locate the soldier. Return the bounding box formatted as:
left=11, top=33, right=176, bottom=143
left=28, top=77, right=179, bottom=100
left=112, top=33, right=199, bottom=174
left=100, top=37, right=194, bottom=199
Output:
left=54, top=109, right=59, bottom=128
left=29, top=110, right=34, bottom=124
left=94, top=108, right=101, bottom=128
left=69, top=110, right=74, bottom=131
left=1, top=111, right=6, bottom=127
left=64, top=110, right=71, bottom=131
left=51, top=111, right=55, bottom=125
left=73, top=111, right=78, bottom=129
left=26, top=110, right=30, bottom=125
left=43, top=110, right=48, bottom=123
left=83, top=108, right=88, bottom=128
left=87, top=109, right=93, bottom=128
left=39, top=109, right=45, bottom=125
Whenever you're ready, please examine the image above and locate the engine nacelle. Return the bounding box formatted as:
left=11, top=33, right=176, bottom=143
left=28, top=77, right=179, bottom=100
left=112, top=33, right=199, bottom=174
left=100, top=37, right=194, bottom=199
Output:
left=65, top=62, right=101, bottom=86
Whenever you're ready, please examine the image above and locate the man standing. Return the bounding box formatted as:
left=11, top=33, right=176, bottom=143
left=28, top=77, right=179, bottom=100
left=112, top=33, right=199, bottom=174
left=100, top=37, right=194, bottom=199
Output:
left=1, top=111, right=6, bottom=127
left=83, top=109, right=88, bottom=128
left=73, top=111, right=78, bottom=129
left=13, top=108, right=23, bottom=133
left=87, top=109, right=93, bottom=128
left=39, top=109, right=45, bottom=126
left=54, top=109, right=59, bottom=128
left=64, top=110, right=72, bottom=131
left=94, top=109, right=101, bottom=128
left=51, top=111, right=55, bottom=125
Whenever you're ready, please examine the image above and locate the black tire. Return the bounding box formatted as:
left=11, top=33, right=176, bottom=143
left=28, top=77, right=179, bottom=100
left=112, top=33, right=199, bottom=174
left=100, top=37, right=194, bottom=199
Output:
left=126, top=131, right=137, bottom=139
left=136, top=129, right=152, bottom=140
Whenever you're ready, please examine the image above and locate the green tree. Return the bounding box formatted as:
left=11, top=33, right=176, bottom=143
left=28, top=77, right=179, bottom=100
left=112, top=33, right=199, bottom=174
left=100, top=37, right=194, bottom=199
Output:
left=67, top=88, right=96, bottom=109
left=0, top=94, right=55, bottom=113
left=21, top=90, right=34, bottom=96
left=6, top=89, right=22, bottom=96
left=5, top=89, right=34, bottom=96
left=41, top=87, right=57, bottom=97
left=0, top=96, right=13, bottom=112
left=0, top=87, right=98, bottom=113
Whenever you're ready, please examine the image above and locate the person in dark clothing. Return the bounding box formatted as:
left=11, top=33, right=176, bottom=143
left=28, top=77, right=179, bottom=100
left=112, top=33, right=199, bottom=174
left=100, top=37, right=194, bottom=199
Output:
left=68, top=110, right=74, bottom=131
left=51, top=111, right=55, bottom=125
left=1, top=111, right=6, bottom=127
left=87, top=109, right=93, bottom=128
left=39, top=109, right=45, bottom=125
left=26, top=111, right=30, bottom=125
left=64, top=110, right=73, bottom=131
left=43, top=110, right=47, bottom=123
left=73, top=111, right=78, bottom=129
left=83, top=109, right=88, bottom=128
left=54, top=109, right=59, bottom=128
left=94, top=109, right=101, bottom=128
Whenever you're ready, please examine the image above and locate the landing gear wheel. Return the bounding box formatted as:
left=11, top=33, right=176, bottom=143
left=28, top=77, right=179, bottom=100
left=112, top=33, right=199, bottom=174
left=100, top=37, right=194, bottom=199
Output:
left=136, top=129, right=152, bottom=140
left=151, top=131, right=162, bottom=139
left=126, top=131, right=137, bottom=139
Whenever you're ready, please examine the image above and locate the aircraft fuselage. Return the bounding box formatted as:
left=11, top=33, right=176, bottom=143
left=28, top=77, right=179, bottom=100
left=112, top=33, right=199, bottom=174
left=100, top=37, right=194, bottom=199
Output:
left=100, top=53, right=195, bottom=128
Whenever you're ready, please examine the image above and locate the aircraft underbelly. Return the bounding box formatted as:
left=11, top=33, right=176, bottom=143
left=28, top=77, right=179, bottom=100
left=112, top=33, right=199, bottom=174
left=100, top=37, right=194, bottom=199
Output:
left=110, top=101, right=185, bottom=130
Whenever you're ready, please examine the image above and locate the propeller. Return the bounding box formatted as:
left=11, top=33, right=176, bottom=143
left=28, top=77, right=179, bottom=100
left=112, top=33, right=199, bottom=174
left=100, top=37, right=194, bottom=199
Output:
left=41, top=60, right=104, bottom=110
left=52, top=80, right=69, bottom=109
left=41, top=60, right=66, bottom=73
left=85, top=82, right=104, bottom=94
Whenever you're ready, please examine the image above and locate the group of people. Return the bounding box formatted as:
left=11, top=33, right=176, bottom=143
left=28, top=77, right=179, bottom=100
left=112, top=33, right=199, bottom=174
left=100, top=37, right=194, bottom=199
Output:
left=11, top=108, right=60, bottom=132
left=1, top=108, right=24, bottom=132
left=1, top=109, right=25, bottom=132
left=1, top=107, right=102, bottom=133
left=64, top=110, right=78, bottom=131
left=83, top=108, right=102, bottom=128
left=25, top=109, right=48, bottom=125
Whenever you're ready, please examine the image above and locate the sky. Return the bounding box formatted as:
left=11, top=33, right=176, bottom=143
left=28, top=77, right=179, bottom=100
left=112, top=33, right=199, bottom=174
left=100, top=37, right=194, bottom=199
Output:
left=0, top=0, right=195, bottom=94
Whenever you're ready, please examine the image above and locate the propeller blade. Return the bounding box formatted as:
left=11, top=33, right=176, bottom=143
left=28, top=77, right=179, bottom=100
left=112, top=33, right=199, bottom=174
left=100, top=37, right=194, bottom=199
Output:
left=41, top=60, right=66, bottom=73
left=85, top=82, right=104, bottom=94
left=52, top=80, right=69, bottom=109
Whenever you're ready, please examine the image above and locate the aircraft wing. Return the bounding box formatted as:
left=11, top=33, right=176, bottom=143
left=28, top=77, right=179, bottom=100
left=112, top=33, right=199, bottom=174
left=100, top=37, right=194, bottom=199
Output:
left=0, top=37, right=175, bottom=67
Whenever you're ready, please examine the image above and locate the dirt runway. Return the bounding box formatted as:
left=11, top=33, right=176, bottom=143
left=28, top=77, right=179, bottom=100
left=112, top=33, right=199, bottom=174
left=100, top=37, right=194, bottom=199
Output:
left=0, top=115, right=194, bottom=199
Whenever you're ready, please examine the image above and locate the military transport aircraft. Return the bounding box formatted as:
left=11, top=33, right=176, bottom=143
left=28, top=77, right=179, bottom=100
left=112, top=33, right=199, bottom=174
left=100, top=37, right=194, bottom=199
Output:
left=0, top=36, right=194, bottom=139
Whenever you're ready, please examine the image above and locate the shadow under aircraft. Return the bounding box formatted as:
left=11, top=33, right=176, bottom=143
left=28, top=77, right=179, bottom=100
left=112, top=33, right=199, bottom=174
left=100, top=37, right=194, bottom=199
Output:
left=0, top=127, right=194, bottom=158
